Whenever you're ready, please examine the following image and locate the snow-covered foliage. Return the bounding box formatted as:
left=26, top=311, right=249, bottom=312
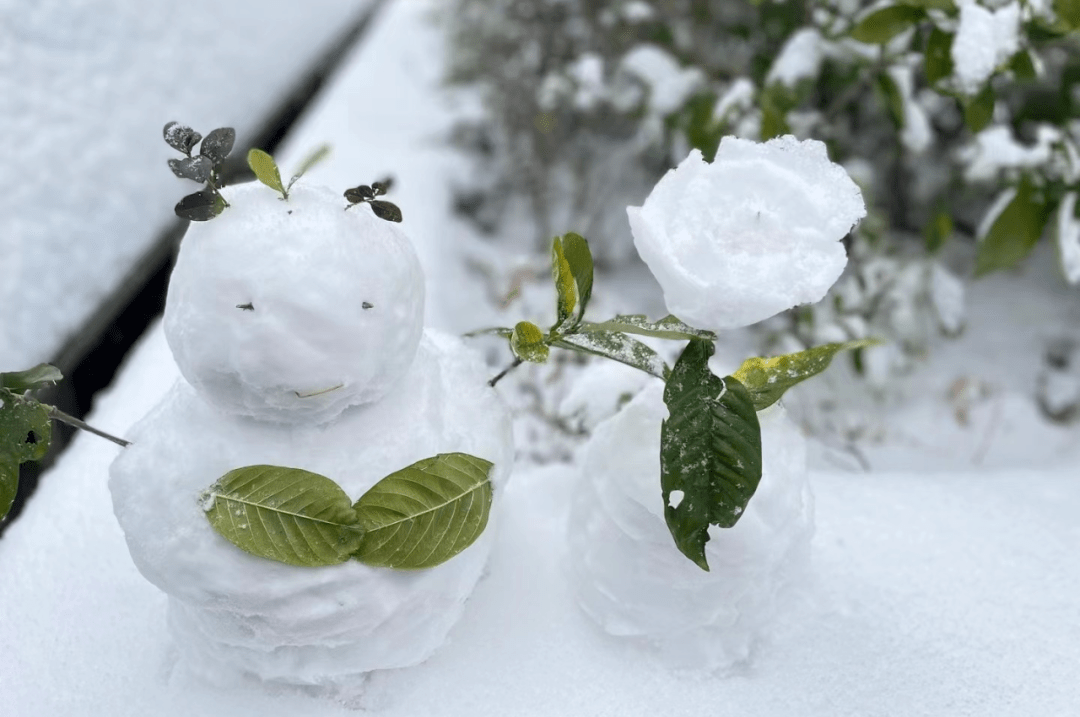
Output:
left=628, top=136, right=865, bottom=330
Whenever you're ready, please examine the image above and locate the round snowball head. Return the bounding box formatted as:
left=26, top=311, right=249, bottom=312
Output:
left=164, top=182, right=425, bottom=424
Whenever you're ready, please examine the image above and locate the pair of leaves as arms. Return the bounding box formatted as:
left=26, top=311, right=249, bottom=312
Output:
left=660, top=339, right=872, bottom=570
left=165, top=123, right=236, bottom=222
left=203, top=453, right=493, bottom=570
left=0, top=364, right=61, bottom=519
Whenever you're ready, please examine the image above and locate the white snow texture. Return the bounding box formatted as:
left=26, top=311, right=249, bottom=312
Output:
left=628, top=136, right=866, bottom=331
left=109, top=330, right=513, bottom=691
left=952, top=0, right=1021, bottom=94
left=164, top=183, right=425, bottom=424
left=568, top=384, right=813, bottom=671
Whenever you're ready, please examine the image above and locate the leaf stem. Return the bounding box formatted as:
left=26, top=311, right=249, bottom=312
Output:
left=46, top=406, right=130, bottom=448
left=488, top=358, right=524, bottom=388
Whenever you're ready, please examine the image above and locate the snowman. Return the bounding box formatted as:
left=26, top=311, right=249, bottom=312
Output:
left=109, top=179, right=513, bottom=695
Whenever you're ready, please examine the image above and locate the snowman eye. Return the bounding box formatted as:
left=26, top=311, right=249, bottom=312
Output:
left=236, top=303, right=255, bottom=312
left=362, top=302, right=374, bottom=310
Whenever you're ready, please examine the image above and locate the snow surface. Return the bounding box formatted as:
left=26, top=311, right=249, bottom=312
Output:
left=628, top=137, right=866, bottom=331
left=4, top=1, right=1080, bottom=715
left=164, top=182, right=424, bottom=423
left=0, top=0, right=376, bottom=370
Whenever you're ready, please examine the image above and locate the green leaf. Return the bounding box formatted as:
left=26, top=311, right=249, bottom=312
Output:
left=759, top=83, right=793, bottom=140
left=352, top=453, right=494, bottom=570
left=203, top=465, right=364, bottom=567
left=287, top=144, right=331, bottom=192
left=733, top=339, right=879, bottom=411
left=1, top=364, right=63, bottom=393
left=510, top=321, right=549, bottom=363
left=581, top=314, right=717, bottom=342
left=174, top=190, right=227, bottom=222
left=661, top=340, right=762, bottom=571
left=975, top=177, right=1055, bottom=277
left=1, top=456, right=17, bottom=521
left=369, top=199, right=403, bottom=223
left=850, top=5, right=926, bottom=44
left=168, top=155, right=212, bottom=183
left=247, top=148, right=286, bottom=198
left=0, top=389, right=52, bottom=467
left=1056, top=0, right=1080, bottom=29
left=554, top=232, right=594, bottom=326
left=875, top=72, right=906, bottom=129
left=552, top=331, right=669, bottom=380
left=199, top=127, right=236, bottom=165
left=1008, top=49, right=1037, bottom=81
left=900, top=0, right=954, bottom=10
left=551, top=236, right=577, bottom=328
left=924, top=27, right=955, bottom=85
left=163, top=122, right=201, bottom=155
left=964, top=84, right=995, bottom=132
left=924, top=207, right=954, bottom=254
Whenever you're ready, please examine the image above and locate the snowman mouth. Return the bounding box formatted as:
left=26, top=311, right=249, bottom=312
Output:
left=293, top=383, right=345, bottom=399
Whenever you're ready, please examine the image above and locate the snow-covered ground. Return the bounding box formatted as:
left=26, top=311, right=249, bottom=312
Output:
left=2, top=1, right=1079, bottom=715
left=0, top=0, right=375, bottom=369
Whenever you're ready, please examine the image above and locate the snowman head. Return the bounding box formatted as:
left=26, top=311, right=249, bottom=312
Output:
left=164, top=182, right=425, bottom=424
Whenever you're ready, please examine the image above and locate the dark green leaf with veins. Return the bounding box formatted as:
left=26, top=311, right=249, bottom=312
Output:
left=352, top=453, right=494, bottom=570
left=0, top=388, right=54, bottom=519
left=661, top=340, right=762, bottom=571
left=203, top=464, right=365, bottom=567
left=199, top=127, right=236, bottom=165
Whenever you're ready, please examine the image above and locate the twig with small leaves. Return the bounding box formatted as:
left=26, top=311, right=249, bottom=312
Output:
left=164, top=122, right=236, bottom=221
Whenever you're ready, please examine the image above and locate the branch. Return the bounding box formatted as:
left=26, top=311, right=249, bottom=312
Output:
left=46, top=406, right=131, bottom=448
left=488, top=358, right=524, bottom=388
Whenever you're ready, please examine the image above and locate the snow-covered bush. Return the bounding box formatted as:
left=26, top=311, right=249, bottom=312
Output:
left=444, top=0, right=1080, bottom=393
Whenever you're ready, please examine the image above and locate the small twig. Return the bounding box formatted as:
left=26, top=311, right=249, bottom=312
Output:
left=46, top=406, right=130, bottom=448
left=489, top=358, right=524, bottom=388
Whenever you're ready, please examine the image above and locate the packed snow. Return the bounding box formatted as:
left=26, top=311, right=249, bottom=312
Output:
left=3, top=1, right=1080, bottom=715
left=0, top=0, right=375, bottom=369
left=627, top=136, right=866, bottom=331
left=164, top=182, right=424, bottom=423
left=951, top=0, right=1021, bottom=94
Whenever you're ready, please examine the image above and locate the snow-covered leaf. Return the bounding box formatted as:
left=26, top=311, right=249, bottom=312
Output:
left=1, top=364, right=63, bottom=393
left=553, top=331, right=668, bottom=380
left=661, top=340, right=761, bottom=571
left=580, top=314, right=716, bottom=342
left=511, top=321, right=549, bottom=363
left=352, top=453, right=494, bottom=570
left=733, top=339, right=878, bottom=412
left=850, top=5, right=926, bottom=45
left=174, top=190, right=227, bottom=222
left=203, top=465, right=364, bottom=567
left=162, top=122, right=201, bottom=155
left=0, top=389, right=52, bottom=465
left=975, top=176, right=1053, bottom=277
left=168, top=155, right=212, bottom=183
left=247, top=148, right=286, bottom=198
left=199, top=127, right=235, bottom=165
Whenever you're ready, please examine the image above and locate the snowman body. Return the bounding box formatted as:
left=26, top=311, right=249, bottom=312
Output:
left=110, top=183, right=512, bottom=691
left=567, top=382, right=813, bottom=671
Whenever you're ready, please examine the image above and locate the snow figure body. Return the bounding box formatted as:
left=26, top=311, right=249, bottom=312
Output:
left=110, top=182, right=513, bottom=694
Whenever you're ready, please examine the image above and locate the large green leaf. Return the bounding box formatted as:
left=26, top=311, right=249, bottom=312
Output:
left=203, top=465, right=364, bottom=567
left=924, top=27, right=954, bottom=85
left=580, top=314, right=717, bottom=342
left=553, top=331, right=669, bottom=380
left=247, top=148, right=286, bottom=198
left=733, top=339, right=878, bottom=411
left=850, top=5, right=926, bottom=44
left=352, top=453, right=494, bottom=570
left=1056, top=0, right=1080, bottom=29
left=1, top=457, right=17, bottom=521
left=975, top=177, right=1055, bottom=277
left=661, top=340, right=762, bottom=571
left=510, top=321, right=550, bottom=363
left=0, top=389, right=52, bottom=464
left=1, top=364, right=63, bottom=393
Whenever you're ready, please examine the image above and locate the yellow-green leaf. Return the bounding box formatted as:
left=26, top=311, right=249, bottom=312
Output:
left=551, top=237, right=577, bottom=328
left=352, top=453, right=494, bottom=570
left=557, top=232, right=594, bottom=325
left=733, top=339, right=880, bottom=411
left=247, top=148, right=286, bottom=198
left=552, top=331, right=669, bottom=380
left=511, top=321, right=549, bottom=363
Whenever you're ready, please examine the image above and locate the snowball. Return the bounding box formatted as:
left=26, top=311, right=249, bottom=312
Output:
left=766, top=29, right=824, bottom=88
left=620, top=44, right=704, bottom=115
left=961, top=125, right=1059, bottom=182
left=164, top=182, right=425, bottom=425
left=952, top=0, right=1021, bottom=95
left=566, top=383, right=813, bottom=671
left=1057, top=193, right=1080, bottom=284
left=109, top=330, right=513, bottom=692
left=627, top=136, right=866, bottom=331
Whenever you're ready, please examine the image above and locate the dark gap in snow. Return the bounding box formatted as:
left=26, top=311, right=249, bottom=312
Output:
left=1, top=0, right=389, bottom=538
